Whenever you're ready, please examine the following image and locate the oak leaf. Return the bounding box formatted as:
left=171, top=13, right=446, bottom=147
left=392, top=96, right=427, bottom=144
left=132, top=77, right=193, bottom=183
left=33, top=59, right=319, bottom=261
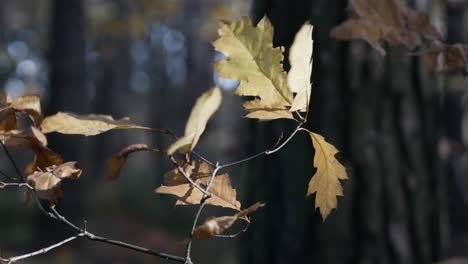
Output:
left=330, top=0, right=441, bottom=55
left=308, top=132, right=348, bottom=220
left=288, top=22, right=313, bottom=113
left=192, top=202, right=265, bottom=239
left=27, top=162, right=81, bottom=206
left=107, top=144, right=159, bottom=181
left=155, top=160, right=241, bottom=210
left=167, top=87, right=222, bottom=155
left=41, top=112, right=151, bottom=136
left=213, top=16, right=294, bottom=121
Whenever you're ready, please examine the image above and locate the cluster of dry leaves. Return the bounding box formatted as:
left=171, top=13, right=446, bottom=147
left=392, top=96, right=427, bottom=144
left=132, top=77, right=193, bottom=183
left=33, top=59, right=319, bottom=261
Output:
left=0, top=13, right=350, bottom=252
left=331, top=0, right=468, bottom=74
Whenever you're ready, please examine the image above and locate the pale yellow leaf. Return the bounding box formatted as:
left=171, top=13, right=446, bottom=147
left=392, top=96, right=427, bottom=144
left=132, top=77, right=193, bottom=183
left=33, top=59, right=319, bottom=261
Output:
left=7, top=95, right=43, bottom=125
left=308, top=132, right=348, bottom=220
left=167, top=87, right=222, bottom=155
left=41, top=112, right=150, bottom=136
left=288, top=23, right=313, bottom=112
left=155, top=160, right=241, bottom=210
left=213, top=16, right=293, bottom=120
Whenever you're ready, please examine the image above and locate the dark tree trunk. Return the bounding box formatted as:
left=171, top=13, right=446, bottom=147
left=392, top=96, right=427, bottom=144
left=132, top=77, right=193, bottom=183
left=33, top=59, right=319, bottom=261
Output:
left=240, top=1, right=448, bottom=263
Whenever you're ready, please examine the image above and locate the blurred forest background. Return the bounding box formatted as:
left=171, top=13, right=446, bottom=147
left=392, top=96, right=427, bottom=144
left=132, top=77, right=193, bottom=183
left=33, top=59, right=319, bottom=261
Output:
left=0, top=0, right=468, bottom=264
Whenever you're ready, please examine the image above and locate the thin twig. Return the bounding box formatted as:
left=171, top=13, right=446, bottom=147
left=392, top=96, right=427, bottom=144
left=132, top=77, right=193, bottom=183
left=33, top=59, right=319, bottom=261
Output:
left=214, top=221, right=250, bottom=239
left=1, top=234, right=83, bottom=264
left=170, top=156, right=212, bottom=197
left=218, top=122, right=303, bottom=170
left=185, top=162, right=221, bottom=264
left=0, top=140, right=23, bottom=182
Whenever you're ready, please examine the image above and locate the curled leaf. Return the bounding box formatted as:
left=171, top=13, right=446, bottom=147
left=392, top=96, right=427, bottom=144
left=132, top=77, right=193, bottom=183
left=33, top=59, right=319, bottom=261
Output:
left=308, top=132, right=348, bottom=220
left=155, top=160, right=241, bottom=210
left=192, top=202, right=265, bottom=240
left=214, top=16, right=294, bottom=121
left=27, top=162, right=81, bottom=206
left=424, top=44, right=468, bottom=74
left=107, top=144, right=159, bottom=181
left=41, top=112, right=151, bottom=136
left=7, top=95, right=43, bottom=125
left=0, top=127, right=63, bottom=173
left=167, top=87, right=222, bottom=155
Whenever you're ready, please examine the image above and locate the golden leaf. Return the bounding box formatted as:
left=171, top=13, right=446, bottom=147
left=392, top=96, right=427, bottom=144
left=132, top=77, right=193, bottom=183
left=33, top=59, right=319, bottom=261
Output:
left=330, top=0, right=442, bottom=55
left=192, top=202, right=265, bottom=239
left=308, top=132, right=348, bottom=220
left=107, top=144, right=159, bottom=181
left=213, top=16, right=294, bottom=120
left=27, top=162, right=81, bottom=206
left=155, top=160, right=241, bottom=210
left=167, top=87, right=222, bottom=155
left=288, top=22, right=313, bottom=113
left=41, top=112, right=151, bottom=136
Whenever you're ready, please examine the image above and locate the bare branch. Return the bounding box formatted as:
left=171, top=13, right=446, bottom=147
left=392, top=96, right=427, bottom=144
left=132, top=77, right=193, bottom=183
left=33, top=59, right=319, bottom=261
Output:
left=214, top=220, right=250, bottom=239
left=0, top=140, right=23, bottom=182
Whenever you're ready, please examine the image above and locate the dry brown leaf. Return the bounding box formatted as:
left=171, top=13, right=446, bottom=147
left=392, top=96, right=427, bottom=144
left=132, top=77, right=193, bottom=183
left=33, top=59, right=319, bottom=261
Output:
left=308, top=132, right=348, bottom=220
left=245, top=109, right=295, bottom=121
left=331, top=0, right=442, bottom=55
left=107, top=144, right=159, bottom=181
left=155, top=160, right=241, bottom=210
left=0, top=108, right=18, bottom=132
left=192, top=202, right=265, bottom=240
left=27, top=162, right=81, bottom=206
left=288, top=22, right=313, bottom=113
left=41, top=112, right=151, bottom=136
left=213, top=16, right=294, bottom=121
left=167, top=87, right=222, bottom=155
left=0, top=127, right=63, bottom=173
left=424, top=44, right=468, bottom=74
left=6, top=95, right=43, bottom=125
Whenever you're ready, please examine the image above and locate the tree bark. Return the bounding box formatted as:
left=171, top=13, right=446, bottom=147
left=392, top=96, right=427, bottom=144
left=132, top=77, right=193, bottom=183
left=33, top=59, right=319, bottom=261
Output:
left=241, top=1, right=447, bottom=263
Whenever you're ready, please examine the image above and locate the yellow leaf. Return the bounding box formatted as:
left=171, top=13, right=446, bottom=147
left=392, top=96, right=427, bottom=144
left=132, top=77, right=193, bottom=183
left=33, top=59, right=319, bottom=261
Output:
left=107, top=144, right=159, bottom=181
left=245, top=109, right=295, bottom=121
left=308, top=132, right=348, bottom=220
left=155, top=160, right=241, bottom=210
left=192, top=202, right=265, bottom=240
left=288, top=23, right=313, bottom=113
left=41, top=112, right=150, bottom=136
left=213, top=16, right=294, bottom=120
left=167, top=87, right=222, bottom=155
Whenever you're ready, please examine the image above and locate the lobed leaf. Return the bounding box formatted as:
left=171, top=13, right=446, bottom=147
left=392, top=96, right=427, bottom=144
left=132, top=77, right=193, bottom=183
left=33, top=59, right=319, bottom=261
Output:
left=27, top=162, right=81, bottom=206
left=213, top=16, right=294, bottom=121
left=330, top=0, right=442, bottom=55
left=155, top=160, right=241, bottom=210
left=308, top=132, right=348, bottom=220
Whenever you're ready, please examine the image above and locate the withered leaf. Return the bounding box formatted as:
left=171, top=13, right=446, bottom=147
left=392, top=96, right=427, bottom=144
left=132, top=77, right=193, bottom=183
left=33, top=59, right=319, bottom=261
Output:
left=155, top=160, right=241, bottom=210
left=6, top=95, right=43, bottom=125
left=0, top=127, right=63, bottom=173
left=424, top=44, right=468, bottom=74
left=167, top=87, right=222, bottom=155
left=192, top=202, right=265, bottom=240
left=41, top=112, right=151, bottom=136
left=27, top=162, right=81, bottom=206
left=308, top=132, right=348, bottom=220
left=288, top=22, right=313, bottom=113
left=213, top=16, right=294, bottom=121
left=330, top=0, right=442, bottom=55
left=107, top=144, right=159, bottom=181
